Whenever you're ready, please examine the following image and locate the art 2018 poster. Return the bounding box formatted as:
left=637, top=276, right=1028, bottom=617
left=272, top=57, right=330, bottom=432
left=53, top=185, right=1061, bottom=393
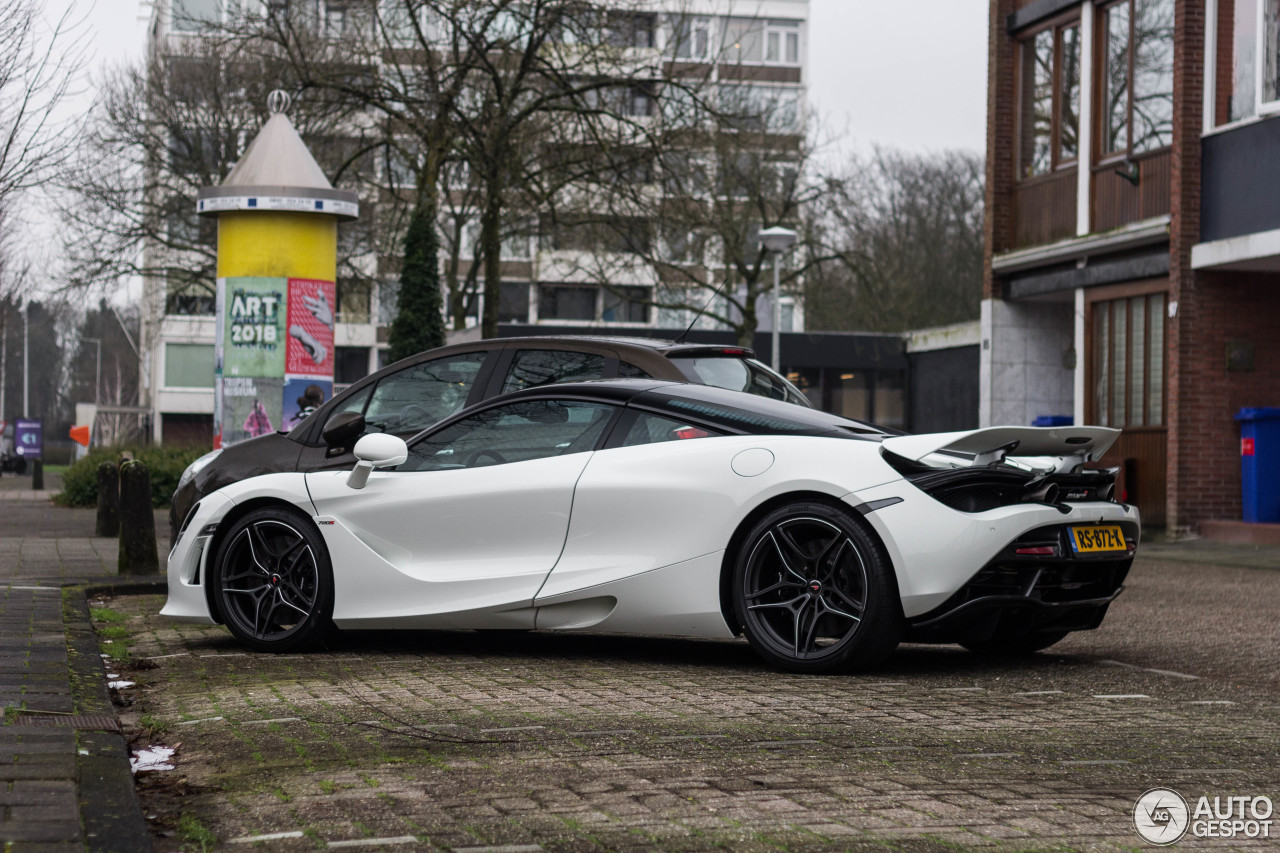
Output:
left=214, top=277, right=336, bottom=448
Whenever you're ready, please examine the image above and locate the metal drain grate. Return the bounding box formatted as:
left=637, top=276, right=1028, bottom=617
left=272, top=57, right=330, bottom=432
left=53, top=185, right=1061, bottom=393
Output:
left=15, top=714, right=121, bottom=731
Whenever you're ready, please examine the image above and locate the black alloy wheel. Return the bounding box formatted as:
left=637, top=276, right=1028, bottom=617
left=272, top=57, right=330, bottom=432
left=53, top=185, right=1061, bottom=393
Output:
left=733, top=501, right=901, bottom=673
left=213, top=507, right=334, bottom=652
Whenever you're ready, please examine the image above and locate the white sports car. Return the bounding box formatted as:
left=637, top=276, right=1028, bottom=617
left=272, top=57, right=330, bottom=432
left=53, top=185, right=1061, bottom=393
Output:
left=162, top=380, right=1140, bottom=673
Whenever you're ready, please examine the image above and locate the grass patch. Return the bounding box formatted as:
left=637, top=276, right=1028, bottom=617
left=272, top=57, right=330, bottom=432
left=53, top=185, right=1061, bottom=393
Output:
left=177, top=813, right=218, bottom=852
left=90, top=607, right=127, bottom=623
left=97, top=624, right=131, bottom=640
left=138, top=713, right=169, bottom=739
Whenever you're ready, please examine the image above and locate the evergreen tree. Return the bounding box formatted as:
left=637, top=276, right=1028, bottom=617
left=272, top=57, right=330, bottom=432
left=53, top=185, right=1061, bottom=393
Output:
left=387, top=203, right=446, bottom=363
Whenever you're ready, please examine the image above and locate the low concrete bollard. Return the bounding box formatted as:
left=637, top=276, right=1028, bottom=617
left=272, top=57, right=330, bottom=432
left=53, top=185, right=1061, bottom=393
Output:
left=96, top=462, right=120, bottom=537
left=32, top=459, right=43, bottom=491
left=118, top=460, right=159, bottom=575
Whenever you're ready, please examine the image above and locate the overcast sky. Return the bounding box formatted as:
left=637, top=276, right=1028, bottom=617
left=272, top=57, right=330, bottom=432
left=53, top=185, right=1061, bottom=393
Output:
left=807, top=0, right=988, bottom=158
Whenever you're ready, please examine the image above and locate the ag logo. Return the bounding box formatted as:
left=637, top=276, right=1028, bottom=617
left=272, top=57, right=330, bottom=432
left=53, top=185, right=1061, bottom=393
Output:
left=1134, top=788, right=1190, bottom=845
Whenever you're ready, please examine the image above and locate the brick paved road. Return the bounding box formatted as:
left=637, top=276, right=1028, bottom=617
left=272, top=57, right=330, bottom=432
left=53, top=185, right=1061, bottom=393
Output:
left=98, top=552, right=1280, bottom=852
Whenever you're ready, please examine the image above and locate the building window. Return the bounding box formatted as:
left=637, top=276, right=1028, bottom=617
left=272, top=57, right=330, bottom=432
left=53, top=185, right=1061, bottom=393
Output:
left=1099, top=0, right=1175, bottom=158
left=165, top=343, right=215, bottom=388
left=499, top=282, right=530, bottom=323
left=1214, top=0, right=1259, bottom=125
left=668, top=15, right=711, bottom=60
left=602, top=286, right=650, bottom=323
left=335, top=278, right=371, bottom=324
left=719, top=85, right=801, bottom=133
left=765, top=20, right=802, bottom=66
left=172, top=0, right=220, bottom=32
left=721, top=18, right=803, bottom=66
left=1017, top=18, right=1081, bottom=178
left=1091, top=292, right=1166, bottom=428
left=603, top=12, right=655, bottom=48
left=538, top=284, right=598, bottom=321
left=1211, top=0, right=1280, bottom=123
left=334, top=346, right=370, bottom=385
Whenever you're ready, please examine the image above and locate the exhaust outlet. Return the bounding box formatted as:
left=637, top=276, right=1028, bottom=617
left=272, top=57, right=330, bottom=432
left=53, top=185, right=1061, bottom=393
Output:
left=1023, top=482, right=1060, bottom=505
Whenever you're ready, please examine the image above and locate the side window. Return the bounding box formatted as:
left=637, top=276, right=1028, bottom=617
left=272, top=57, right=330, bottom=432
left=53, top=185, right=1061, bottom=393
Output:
left=617, top=361, right=653, bottom=378
left=620, top=412, right=722, bottom=447
left=402, top=400, right=616, bottom=471
left=362, top=351, right=487, bottom=436
left=501, top=349, right=606, bottom=394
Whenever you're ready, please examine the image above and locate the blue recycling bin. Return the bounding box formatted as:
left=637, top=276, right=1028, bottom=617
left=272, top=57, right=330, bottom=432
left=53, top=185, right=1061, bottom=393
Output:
left=1032, top=415, right=1073, bottom=427
left=1234, top=407, right=1280, bottom=524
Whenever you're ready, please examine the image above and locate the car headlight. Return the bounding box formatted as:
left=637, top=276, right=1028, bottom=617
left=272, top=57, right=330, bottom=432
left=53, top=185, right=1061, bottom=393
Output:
left=177, top=449, right=223, bottom=493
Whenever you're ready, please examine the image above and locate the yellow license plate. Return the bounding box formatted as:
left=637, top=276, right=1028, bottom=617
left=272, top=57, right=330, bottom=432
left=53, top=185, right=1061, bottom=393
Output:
left=1069, top=524, right=1126, bottom=554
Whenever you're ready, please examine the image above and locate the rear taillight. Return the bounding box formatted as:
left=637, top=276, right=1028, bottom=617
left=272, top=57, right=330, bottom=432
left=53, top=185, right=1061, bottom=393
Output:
left=1015, top=545, right=1059, bottom=556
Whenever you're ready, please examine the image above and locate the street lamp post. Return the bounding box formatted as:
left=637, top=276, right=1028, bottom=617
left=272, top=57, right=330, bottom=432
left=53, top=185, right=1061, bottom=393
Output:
left=757, top=226, right=798, bottom=372
left=84, top=338, right=102, bottom=405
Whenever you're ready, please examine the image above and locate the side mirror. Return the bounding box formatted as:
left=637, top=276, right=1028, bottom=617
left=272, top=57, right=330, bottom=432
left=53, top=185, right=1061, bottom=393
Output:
left=346, top=434, right=409, bottom=489
left=322, top=411, right=366, bottom=448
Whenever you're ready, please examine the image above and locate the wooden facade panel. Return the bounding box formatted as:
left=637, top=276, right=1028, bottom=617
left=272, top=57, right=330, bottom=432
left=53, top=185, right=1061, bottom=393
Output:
left=1011, top=168, right=1077, bottom=248
left=1093, top=150, right=1172, bottom=231
left=1098, top=428, right=1167, bottom=528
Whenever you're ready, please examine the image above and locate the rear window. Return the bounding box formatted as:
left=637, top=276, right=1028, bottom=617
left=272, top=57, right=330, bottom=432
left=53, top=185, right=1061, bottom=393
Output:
left=669, top=356, right=810, bottom=407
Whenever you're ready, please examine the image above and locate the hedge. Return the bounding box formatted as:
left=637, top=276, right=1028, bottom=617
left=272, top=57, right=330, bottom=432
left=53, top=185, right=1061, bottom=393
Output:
left=54, top=445, right=209, bottom=509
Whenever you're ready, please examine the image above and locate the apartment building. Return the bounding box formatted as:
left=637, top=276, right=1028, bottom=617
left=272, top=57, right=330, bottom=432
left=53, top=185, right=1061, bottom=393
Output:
left=141, top=0, right=812, bottom=445
left=985, top=0, right=1280, bottom=532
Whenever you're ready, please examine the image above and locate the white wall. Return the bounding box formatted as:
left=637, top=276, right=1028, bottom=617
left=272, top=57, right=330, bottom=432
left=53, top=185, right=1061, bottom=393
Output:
left=980, top=298, right=1075, bottom=427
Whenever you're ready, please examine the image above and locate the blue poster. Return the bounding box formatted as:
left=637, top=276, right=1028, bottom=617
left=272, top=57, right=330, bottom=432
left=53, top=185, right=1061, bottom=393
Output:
left=282, top=378, right=332, bottom=431
left=14, top=418, right=42, bottom=459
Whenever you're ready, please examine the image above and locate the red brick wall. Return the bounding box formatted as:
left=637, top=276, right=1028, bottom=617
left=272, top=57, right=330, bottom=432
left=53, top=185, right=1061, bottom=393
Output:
left=1167, top=0, right=1206, bottom=533
left=1170, top=273, right=1280, bottom=527
left=984, top=0, right=1017, bottom=300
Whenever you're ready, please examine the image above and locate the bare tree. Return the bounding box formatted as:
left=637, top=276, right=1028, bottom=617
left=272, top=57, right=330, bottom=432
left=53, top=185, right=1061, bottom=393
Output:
left=0, top=0, right=85, bottom=338
left=558, top=80, right=828, bottom=346
left=805, top=148, right=984, bottom=333
left=243, top=1, right=715, bottom=338
left=0, top=0, right=84, bottom=218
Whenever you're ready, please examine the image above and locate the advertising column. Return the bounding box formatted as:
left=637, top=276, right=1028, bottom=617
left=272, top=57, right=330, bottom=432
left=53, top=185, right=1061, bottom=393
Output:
left=213, top=216, right=341, bottom=448
left=198, top=93, right=357, bottom=449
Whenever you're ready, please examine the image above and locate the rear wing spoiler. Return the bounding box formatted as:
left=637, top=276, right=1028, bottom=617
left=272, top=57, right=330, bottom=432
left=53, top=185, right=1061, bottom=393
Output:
left=881, top=426, right=1120, bottom=468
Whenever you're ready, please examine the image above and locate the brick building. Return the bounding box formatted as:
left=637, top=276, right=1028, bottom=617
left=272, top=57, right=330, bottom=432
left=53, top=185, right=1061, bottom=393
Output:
left=984, top=0, right=1280, bottom=533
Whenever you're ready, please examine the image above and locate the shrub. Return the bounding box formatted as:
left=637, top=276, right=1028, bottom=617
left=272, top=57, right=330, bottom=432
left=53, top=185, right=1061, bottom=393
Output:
left=54, top=445, right=208, bottom=508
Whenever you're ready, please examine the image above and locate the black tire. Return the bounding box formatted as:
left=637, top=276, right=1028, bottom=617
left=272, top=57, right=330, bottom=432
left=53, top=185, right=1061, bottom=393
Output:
left=211, top=506, right=335, bottom=652
left=732, top=501, right=902, bottom=673
left=959, top=630, right=1069, bottom=656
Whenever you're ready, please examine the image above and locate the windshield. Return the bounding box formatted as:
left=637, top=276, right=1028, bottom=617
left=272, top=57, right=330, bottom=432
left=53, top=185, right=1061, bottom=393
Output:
left=669, top=356, right=811, bottom=407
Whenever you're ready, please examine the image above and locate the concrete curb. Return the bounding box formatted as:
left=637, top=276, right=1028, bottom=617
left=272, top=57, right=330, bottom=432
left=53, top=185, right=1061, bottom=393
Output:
left=68, top=578, right=165, bottom=853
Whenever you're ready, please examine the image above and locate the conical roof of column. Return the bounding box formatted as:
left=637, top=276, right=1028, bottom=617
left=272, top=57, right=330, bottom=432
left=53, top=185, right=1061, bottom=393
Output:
left=196, top=96, right=358, bottom=220
left=223, top=111, right=333, bottom=190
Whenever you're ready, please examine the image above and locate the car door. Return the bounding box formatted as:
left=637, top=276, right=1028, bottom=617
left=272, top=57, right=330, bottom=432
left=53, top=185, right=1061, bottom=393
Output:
left=306, top=397, right=620, bottom=618
left=296, top=349, right=491, bottom=473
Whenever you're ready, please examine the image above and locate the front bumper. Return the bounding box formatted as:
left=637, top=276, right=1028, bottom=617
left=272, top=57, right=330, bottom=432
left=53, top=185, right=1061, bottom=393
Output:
left=159, top=492, right=235, bottom=625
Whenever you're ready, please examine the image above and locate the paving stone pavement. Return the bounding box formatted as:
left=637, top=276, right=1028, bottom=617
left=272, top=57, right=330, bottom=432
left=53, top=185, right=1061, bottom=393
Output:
left=100, top=555, right=1280, bottom=851
left=3, top=484, right=1280, bottom=852
left=0, top=487, right=162, bottom=853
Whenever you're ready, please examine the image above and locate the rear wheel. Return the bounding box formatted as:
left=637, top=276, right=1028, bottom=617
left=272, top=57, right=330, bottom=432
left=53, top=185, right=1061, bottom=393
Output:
left=733, top=501, right=901, bottom=673
left=959, top=630, right=1069, bottom=656
left=212, top=507, right=334, bottom=652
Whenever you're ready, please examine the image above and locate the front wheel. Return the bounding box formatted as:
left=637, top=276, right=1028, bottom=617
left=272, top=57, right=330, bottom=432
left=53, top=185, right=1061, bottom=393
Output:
left=733, top=501, right=902, bottom=673
left=212, top=507, right=335, bottom=652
